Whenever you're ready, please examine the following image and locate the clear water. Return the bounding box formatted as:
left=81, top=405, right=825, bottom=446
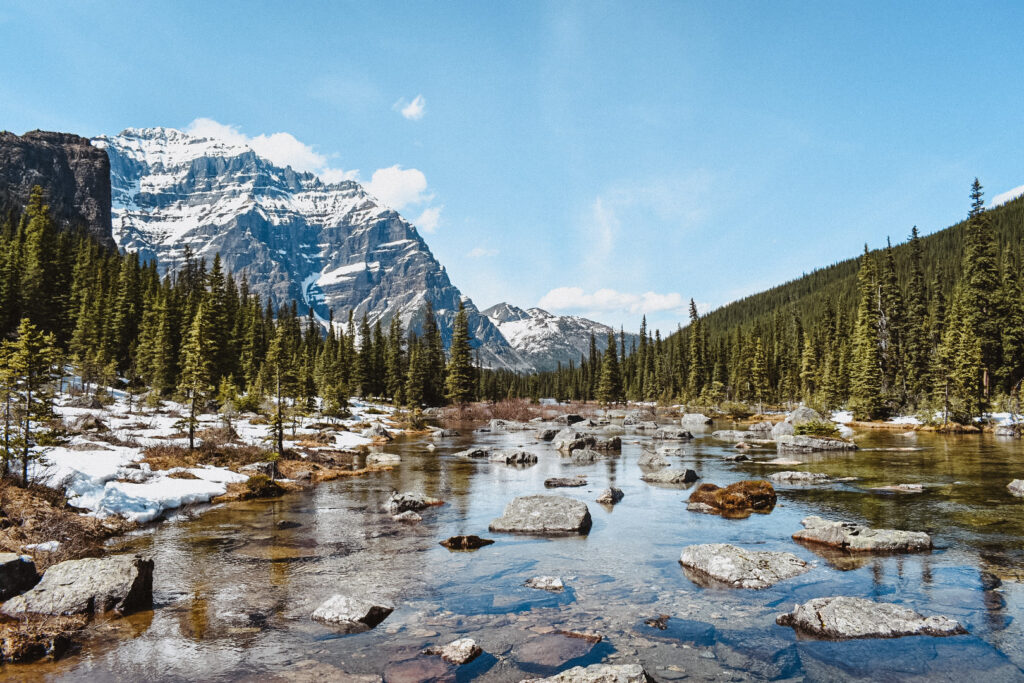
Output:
left=6, top=422, right=1024, bottom=682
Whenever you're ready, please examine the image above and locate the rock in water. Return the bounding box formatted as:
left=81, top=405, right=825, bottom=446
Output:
left=0, top=554, right=38, bottom=601
left=792, top=516, right=931, bottom=552
left=777, top=435, right=856, bottom=452
left=772, top=420, right=795, bottom=439
left=596, top=487, right=624, bottom=505
left=455, top=447, right=492, bottom=459
left=681, top=413, right=712, bottom=426
left=525, top=576, right=564, bottom=591
left=366, top=452, right=401, bottom=466
left=489, top=450, right=538, bottom=465
left=786, top=406, right=822, bottom=426
left=489, top=495, right=592, bottom=535
left=423, top=637, right=482, bottom=665
left=687, top=481, right=777, bottom=514
left=679, top=544, right=810, bottom=588
left=523, top=663, right=651, bottom=682
left=545, top=476, right=588, bottom=488
left=641, top=468, right=699, bottom=485
left=776, top=596, right=966, bottom=639
left=392, top=511, right=422, bottom=523
left=1, top=555, right=153, bottom=616
left=1008, top=479, right=1024, bottom=497
left=653, top=427, right=693, bottom=440
left=637, top=451, right=670, bottom=468
left=311, top=594, right=394, bottom=633
left=385, top=491, right=444, bottom=514
left=439, top=535, right=495, bottom=551
left=769, top=471, right=830, bottom=483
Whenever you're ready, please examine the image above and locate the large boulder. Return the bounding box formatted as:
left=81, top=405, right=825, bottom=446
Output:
left=1008, top=479, right=1024, bottom=497
left=792, top=516, right=931, bottom=552
left=653, top=427, right=693, bottom=440
left=568, top=448, right=602, bottom=464
left=776, top=596, right=966, bottom=639
left=361, top=422, right=392, bottom=441
left=641, top=468, right=699, bottom=485
left=681, top=413, right=712, bottom=426
left=633, top=421, right=660, bottom=431
left=637, top=451, right=670, bottom=468
left=523, top=664, right=650, bottom=682
left=384, top=491, right=443, bottom=514
left=536, top=428, right=560, bottom=442
left=777, top=435, right=856, bottom=452
left=0, top=554, right=38, bottom=601
left=748, top=421, right=774, bottom=434
left=1, top=555, right=153, bottom=616
left=771, top=420, right=795, bottom=439
left=786, top=406, right=822, bottom=426
left=489, top=450, right=538, bottom=465
left=679, top=544, right=809, bottom=589
left=489, top=495, right=592, bottom=535
left=591, top=436, right=622, bottom=451
left=687, top=481, right=776, bottom=515
left=366, top=452, right=401, bottom=466
left=311, top=594, right=394, bottom=633
left=489, top=419, right=530, bottom=432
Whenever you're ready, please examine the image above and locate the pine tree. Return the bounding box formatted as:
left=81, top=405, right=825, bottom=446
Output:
left=849, top=247, right=885, bottom=419
left=385, top=315, right=406, bottom=404
left=597, top=331, right=623, bottom=404
left=178, top=303, right=214, bottom=451
left=445, top=302, right=475, bottom=405
left=423, top=302, right=446, bottom=406
left=4, top=318, right=59, bottom=485
left=903, top=226, right=930, bottom=402
left=960, top=179, right=1001, bottom=409
left=686, top=299, right=705, bottom=399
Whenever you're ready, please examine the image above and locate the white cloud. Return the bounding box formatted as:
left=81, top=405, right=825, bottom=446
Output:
left=538, top=286, right=691, bottom=316
left=394, top=94, right=426, bottom=121
left=991, top=184, right=1024, bottom=208
left=467, top=246, right=498, bottom=258
left=415, top=205, right=444, bottom=233
left=366, top=165, right=432, bottom=210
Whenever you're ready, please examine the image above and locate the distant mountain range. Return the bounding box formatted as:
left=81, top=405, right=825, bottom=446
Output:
left=78, top=127, right=633, bottom=372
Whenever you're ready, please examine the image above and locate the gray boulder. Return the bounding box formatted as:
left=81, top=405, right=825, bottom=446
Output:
left=489, top=419, right=530, bottom=432
left=361, top=422, right=392, bottom=440
left=524, top=576, right=564, bottom=591
left=776, top=596, right=966, bottom=639
left=1008, top=479, right=1024, bottom=497
left=602, top=424, right=626, bottom=436
left=545, top=476, right=588, bottom=488
left=679, top=544, right=809, bottom=589
left=489, top=495, right=592, bottom=535
left=431, top=428, right=460, bottom=438
left=0, top=553, right=37, bottom=601
left=712, top=430, right=751, bottom=442
left=489, top=450, right=538, bottom=465
left=786, top=406, right=823, bottom=426
left=554, top=414, right=585, bottom=426
left=771, top=420, right=795, bottom=439
left=656, top=445, right=686, bottom=456
left=423, top=637, right=482, bottom=665
left=653, top=427, right=693, bottom=440
left=748, top=420, right=774, bottom=433
left=523, top=664, right=650, bottom=682
left=681, top=413, right=712, bottom=426
left=596, top=487, right=624, bottom=505
left=311, top=594, right=394, bottom=633
left=1, top=555, right=153, bottom=616
left=384, top=491, right=443, bottom=514
left=568, top=448, right=602, bottom=464
left=792, top=515, right=931, bottom=552
left=641, top=468, right=699, bottom=485
left=536, top=428, right=559, bottom=441
left=777, top=435, right=856, bottom=452
left=633, top=421, right=660, bottom=431
left=591, top=436, right=622, bottom=451
left=637, top=451, right=670, bottom=468
left=392, top=511, right=422, bottom=523
left=366, top=452, right=401, bottom=466
left=455, top=447, right=492, bottom=459
left=769, top=471, right=830, bottom=483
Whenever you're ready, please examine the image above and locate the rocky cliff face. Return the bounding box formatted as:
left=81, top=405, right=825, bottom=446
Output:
left=483, top=303, right=639, bottom=372
left=0, top=130, right=114, bottom=248
left=93, top=127, right=528, bottom=370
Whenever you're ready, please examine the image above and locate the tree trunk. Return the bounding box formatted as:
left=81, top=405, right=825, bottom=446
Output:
left=22, top=380, right=31, bottom=487
left=188, top=391, right=197, bottom=451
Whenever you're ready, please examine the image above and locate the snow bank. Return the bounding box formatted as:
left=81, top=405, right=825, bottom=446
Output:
left=832, top=411, right=854, bottom=424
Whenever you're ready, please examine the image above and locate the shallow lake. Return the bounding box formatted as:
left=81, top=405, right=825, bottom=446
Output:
left=7, top=419, right=1024, bottom=682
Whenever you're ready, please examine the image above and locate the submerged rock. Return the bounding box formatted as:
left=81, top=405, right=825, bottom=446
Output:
left=489, top=450, right=538, bottom=465
left=1, top=555, right=153, bottom=617
left=679, top=543, right=809, bottom=589
left=439, top=535, right=494, bottom=551
left=392, top=511, right=422, bottom=523
left=687, top=480, right=776, bottom=515
left=423, top=637, right=482, bottom=665
left=366, top=452, right=401, bottom=466
left=596, top=487, right=624, bottom=505
left=545, top=476, right=588, bottom=488
left=0, top=554, right=37, bottom=601
left=311, top=594, right=393, bottom=633
left=777, top=434, right=856, bottom=452
left=489, top=495, right=592, bottom=535
left=1007, top=479, right=1024, bottom=497
left=641, top=468, right=699, bottom=485
left=776, top=596, right=966, bottom=639
left=792, top=515, right=931, bottom=552
left=723, top=453, right=750, bottom=462
left=525, top=576, right=564, bottom=591
left=524, top=663, right=650, bottom=682
left=769, top=471, right=830, bottom=483
left=431, top=428, right=460, bottom=438
left=384, top=491, right=444, bottom=514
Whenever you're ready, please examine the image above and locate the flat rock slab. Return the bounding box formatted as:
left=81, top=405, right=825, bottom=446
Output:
left=1, top=555, right=152, bottom=617
left=777, top=435, right=856, bottom=452
left=423, top=637, right=482, bottom=665
left=770, top=471, right=830, bottom=483
left=366, top=452, right=401, bottom=465
left=385, top=491, right=444, bottom=514
left=439, top=535, right=494, bottom=551
left=311, top=594, right=394, bottom=633
left=523, top=664, right=649, bottom=682
left=793, top=515, right=931, bottom=552
left=545, top=477, right=588, bottom=488
left=0, top=553, right=37, bottom=601
left=679, top=543, right=810, bottom=589
left=525, top=576, right=564, bottom=591
left=1007, top=479, right=1024, bottom=497
left=776, top=596, right=966, bottom=639
left=489, top=495, right=592, bottom=535
left=641, top=468, right=699, bottom=485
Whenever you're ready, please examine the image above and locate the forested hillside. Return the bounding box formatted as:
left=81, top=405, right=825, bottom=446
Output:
left=491, top=181, right=1024, bottom=423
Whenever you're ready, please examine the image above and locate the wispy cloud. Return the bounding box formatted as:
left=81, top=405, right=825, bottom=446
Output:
left=415, top=205, right=443, bottom=233
left=393, top=94, right=426, bottom=121
left=467, top=246, right=498, bottom=258
left=538, top=286, right=692, bottom=316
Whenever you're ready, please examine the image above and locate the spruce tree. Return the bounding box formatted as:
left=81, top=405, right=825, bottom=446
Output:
left=178, top=303, right=214, bottom=451
left=445, top=302, right=475, bottom=405
left=5, top=318, right=59, bottom=485
left=597, top=331, right=623, bottom=404
left=849, top=247, right=885, bottom=419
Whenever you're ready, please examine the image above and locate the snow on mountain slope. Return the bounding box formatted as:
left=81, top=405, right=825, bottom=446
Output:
left=483, top=303, right=640, bottom=372
left=92, top=127, right=527, bottom=370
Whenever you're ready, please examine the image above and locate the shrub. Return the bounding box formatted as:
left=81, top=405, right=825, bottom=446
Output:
left=794, top=419, right=841, bottom=438
left=244, top=474, right=284, bottom=498
left=719, top=401, right=753, bottom=419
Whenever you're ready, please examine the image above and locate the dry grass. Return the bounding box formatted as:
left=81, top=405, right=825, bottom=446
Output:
left=0, top=614, right=88, bottom=662
left=142, top=443, right=272, bottom=471
left=688, top=480, right=777, bottom=511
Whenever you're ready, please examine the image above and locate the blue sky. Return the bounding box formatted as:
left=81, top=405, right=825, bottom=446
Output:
left=2, top=1, right=1023, bottom=333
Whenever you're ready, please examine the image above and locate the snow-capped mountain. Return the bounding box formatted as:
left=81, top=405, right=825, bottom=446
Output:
left=483, top=303, right=640, bottom=372
left=92, top=127, right=528, bottom=370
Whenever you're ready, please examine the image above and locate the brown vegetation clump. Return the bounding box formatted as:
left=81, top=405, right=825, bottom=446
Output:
left=142, top=443, right=272, bottom=471
left=0, top=614, right=88, bottom=663
left=688, top=480, right=777, bottom=512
